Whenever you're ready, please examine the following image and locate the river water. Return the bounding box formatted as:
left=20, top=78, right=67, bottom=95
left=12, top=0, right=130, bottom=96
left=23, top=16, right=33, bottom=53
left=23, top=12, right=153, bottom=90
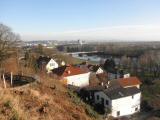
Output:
left=72, top=54, right=138, bottom=65
left=72, top=54, right=122, bottom=65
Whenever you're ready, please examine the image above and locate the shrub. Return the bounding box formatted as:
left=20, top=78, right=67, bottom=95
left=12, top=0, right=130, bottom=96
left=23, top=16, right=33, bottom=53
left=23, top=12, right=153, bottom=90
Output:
left=4, top=100, right=12, bottom=108
left=68, top=90, right=101, bottom=119
left=85, top=104, right=101, bottom=119
left=141, top=100, right=153, bottom=112
left=68, top=90, right=81, bottom=105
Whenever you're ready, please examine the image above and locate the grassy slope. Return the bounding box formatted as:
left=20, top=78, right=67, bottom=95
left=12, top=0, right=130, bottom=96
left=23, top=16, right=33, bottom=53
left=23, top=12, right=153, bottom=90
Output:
left=0, top=73, right=101, bottom=120
left=0, top=55, right=101, bottom=120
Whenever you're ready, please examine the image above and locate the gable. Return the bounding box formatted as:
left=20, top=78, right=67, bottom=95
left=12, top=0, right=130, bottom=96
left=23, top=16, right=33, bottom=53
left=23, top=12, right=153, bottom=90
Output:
left=47, top=59, right=58, bottom=66
left=96, top=67, right=104, bottom=74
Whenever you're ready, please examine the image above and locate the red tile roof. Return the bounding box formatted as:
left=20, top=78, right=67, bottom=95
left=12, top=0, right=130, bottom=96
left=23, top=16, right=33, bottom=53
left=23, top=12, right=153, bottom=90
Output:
left=118, top=77, right=141, bottom=87
left=52, top=65, right=89, bottom=77
left=62, top=66, right=89, bottom=77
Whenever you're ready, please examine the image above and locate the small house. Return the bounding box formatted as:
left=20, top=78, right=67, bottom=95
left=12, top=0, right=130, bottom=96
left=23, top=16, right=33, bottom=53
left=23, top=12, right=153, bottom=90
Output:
left=94, top=86, right=141, bottom=118
left=88, top=65, right=104, bottom=74
left=52, top=65, right=90, bottom=87
left=37, top=56, right=59, bottom=72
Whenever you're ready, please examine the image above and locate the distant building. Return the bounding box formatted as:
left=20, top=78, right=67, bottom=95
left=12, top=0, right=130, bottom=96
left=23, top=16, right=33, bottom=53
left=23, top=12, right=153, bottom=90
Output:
left=46, top=58, right=59, bottom=72
left=88, top=65, right=104, bottom=74
left=78, top=39, right=83, bottom=45
left=107, top=69, right=130, bottom=80
left=79, top=62, right=104, bottom=75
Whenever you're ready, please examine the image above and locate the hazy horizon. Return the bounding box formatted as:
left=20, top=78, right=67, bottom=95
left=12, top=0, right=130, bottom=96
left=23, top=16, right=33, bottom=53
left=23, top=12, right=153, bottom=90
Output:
left=1, top=0, right=160, bottom=41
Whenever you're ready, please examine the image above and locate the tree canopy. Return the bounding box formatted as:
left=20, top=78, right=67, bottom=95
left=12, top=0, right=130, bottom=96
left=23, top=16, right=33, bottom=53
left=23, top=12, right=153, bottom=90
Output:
left=0, top=23, right=20, bottom=62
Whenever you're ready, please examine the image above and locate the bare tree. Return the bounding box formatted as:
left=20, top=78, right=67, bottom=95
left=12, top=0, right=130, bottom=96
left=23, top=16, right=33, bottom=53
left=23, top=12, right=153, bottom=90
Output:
left=0, top=23, right=20, bottom=87
left=0, top=23, right=20, bottom=62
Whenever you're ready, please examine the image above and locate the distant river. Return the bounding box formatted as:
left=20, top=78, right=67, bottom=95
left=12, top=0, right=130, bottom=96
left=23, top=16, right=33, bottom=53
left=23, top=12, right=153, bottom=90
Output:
left=72, top=54, right=102, bottom=62
left=72, top=53, right=138, bottom=66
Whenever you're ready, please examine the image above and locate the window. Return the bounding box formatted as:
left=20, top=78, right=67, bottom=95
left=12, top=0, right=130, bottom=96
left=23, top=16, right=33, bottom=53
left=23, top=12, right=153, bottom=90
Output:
left=106, top=100, right=109, bottom=105
left=50, top=63, right=55, bottom=66
left=101, top=98, right=104, bottom=105
left=135, top=107, right=138, bottom=111
left=97, top=95, right=99, bottom=100
left=117, top=111, right=120, bottom=116
left=132, top=95, right=134, bottom=99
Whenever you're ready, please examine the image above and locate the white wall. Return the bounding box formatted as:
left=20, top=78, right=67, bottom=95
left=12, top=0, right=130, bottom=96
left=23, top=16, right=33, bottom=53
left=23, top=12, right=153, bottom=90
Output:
left=96, top=68, right=104, bottom=74
left=111, top=93, right=141, bottom=117
left=123, top=73, right=130, bottom=78
left=46, top=59, right=59, bottom=72
left=65, top=72, right=90, bottom=87
left=124, top=85, right=140, bottom=89
left=95, top=91, right=141, bottom=118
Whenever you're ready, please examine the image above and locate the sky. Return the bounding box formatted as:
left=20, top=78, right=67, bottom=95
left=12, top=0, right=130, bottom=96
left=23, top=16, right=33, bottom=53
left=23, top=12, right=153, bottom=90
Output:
left=1, top=0, right=160, bottom=41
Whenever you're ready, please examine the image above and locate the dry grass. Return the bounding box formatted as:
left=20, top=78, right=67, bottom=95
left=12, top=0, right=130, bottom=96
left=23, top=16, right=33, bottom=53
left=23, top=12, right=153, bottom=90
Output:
left=0, top=53, right=100, bottom=120
left=0, top=73, right=97, bottom=120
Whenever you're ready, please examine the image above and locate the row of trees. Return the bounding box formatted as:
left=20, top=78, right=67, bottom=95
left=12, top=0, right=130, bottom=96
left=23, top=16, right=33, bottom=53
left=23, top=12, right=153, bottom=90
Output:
left=115, top=50, right=160, bottom=80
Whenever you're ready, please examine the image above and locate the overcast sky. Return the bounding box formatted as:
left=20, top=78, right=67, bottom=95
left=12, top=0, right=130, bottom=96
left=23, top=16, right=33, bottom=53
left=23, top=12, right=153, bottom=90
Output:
left=1, top=0, right=160, bottom=41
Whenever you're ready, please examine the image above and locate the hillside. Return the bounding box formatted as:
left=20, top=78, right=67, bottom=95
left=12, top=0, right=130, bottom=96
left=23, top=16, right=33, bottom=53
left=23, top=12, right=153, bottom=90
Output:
left=0, top=77, right=94, bottom=120
left=0, top=56, right=101, bottom=120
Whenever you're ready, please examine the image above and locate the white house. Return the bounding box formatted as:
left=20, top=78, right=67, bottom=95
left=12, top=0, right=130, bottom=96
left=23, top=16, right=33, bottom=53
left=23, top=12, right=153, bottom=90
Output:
left=88, top=65, right=104, bottom=74
left=37, top=56, right=59, bottom=72
left=46, top=58, right=59, bottom=72
left=52, top=65, right=90, bottom=87
left=64, top=72, right=90, bottom=87
left=94, top=86, right=141, bottom=118
left=107, top=69, right=130, bottom=80
left=96, top=67, right=104, bottom=74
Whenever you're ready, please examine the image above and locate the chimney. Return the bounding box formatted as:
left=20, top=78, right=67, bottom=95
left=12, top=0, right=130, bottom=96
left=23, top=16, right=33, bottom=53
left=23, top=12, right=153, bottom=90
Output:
left=101, top=82, right=104, bottom=86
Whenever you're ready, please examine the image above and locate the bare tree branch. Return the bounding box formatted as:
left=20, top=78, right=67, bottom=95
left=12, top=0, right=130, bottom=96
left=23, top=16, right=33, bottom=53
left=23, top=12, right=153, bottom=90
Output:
left=0, top=23, right=21, bottom=62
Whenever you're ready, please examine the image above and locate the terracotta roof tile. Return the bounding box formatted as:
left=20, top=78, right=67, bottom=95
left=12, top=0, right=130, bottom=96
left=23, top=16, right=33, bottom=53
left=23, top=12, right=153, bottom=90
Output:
left=52, top=65, right=89, bottom=77
left=118, top=77, right=141, bottom=87
left=62, top=66, right=89, bottom=77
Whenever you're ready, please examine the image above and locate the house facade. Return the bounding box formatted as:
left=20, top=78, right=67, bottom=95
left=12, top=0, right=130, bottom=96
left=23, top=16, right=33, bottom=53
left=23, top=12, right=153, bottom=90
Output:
left=95, top=67, right=104, bottom=74
left=94, top=87, right=141, bottom=118
left=64, top=72, right=90, bottom=87
left=46, top=58, right=59, bottom=72
left=37, top=56, right=59, bottom=72
left=52, top=65, right=90, bottom=87
left=79, top=76, right=142, bottom=118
